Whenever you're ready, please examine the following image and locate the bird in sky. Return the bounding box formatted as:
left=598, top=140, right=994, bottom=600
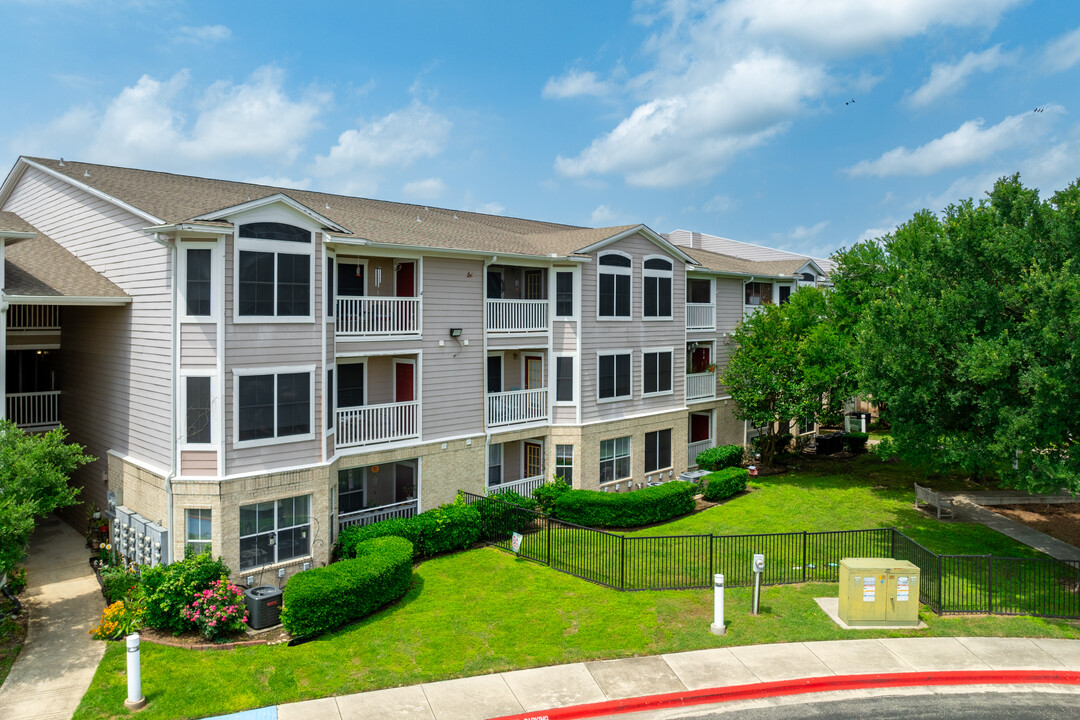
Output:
left=845, top=98, right=855, bottom=105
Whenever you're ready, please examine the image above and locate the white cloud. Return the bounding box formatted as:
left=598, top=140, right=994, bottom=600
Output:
left=177, top=25, right=231, bottom=44
left=905, top=45, right=1014, bottom=108
left=788, top=220, right=830, bottom=240
left=402, top=177, right=446, bottom=201
left=857, top=223, right=899, bottom=242
left=590, top=204, right=620, bottom=226
left=543, top=69, right=614, bottom=99
left=702, top=194, right=736, bottom=213
left=1043, top=25, right=1080, bottom=73
left=474, top=201, right=505, bottom=215
left=846, top=110, right=1054, bottom=177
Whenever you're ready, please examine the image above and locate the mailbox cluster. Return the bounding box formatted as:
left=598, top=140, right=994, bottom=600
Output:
left=112, top=506, right=170, bottom=568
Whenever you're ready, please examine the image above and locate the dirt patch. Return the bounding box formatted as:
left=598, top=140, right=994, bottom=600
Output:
left=993, top=503, right=1080, bottom=549
left=138, top=623, right=291, bottom=650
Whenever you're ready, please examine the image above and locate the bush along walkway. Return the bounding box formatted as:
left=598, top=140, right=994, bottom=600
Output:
left=0, top=516, right=105, bottom=720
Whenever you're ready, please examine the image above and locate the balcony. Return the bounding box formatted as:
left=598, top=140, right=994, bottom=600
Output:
left=6, top=305, right=60, bottom=331
left=486, top=299, right=548, bottom=333
left=487, top=475, right=546, bottom=497
left=687, top=439, right=712, bottom=468
left=338, top=499, right=418, bottom=531
left=685, top=303, right=715, bottom=331
left=336, top=401, right=419, bottom=448
left=6, top=390, right=61, bottom=431
left=487, top=388, right=548, bottom=427
left=685, top=372, right=716, bottom=402
left=336, top=297, right=420, bottom=337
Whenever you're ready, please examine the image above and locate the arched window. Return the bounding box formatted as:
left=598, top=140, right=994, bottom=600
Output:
left=598, top=252, right=632, bottom=318
left=643, top=256, right=672, bottom=319
left=238, top=223, right=311, bottom=243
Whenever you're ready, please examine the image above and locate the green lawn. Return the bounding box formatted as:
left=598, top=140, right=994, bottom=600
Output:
left=73, top=454, right=1080, bottom=720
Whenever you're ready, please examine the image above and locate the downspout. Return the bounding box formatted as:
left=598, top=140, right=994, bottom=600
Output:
left=482, top=256, right=496, bottom=485
left=165, top=238, right=179, bottom=561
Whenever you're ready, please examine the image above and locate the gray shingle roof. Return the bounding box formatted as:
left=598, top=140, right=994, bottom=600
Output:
left=684, top=247, right=810, bottom=278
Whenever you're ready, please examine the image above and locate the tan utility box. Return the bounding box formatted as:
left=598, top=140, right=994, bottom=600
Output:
left=838, top=558, right=920, bottom=627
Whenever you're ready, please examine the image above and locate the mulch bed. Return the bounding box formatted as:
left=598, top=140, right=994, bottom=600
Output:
left=136, top=624, right=292, bottom=650
left=993, top=503, right=1080, bottom=549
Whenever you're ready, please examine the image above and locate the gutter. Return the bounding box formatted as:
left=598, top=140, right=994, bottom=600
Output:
left=328, top=236, right=591, bottom=264
left=165, top=239, right=179, bottom=560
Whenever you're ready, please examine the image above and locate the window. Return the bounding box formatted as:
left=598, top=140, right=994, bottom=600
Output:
left=779, top=285, right=792, bottom=304
left=555, top=271, right=574, bottom=317
left=239, top=495, right=310, bottom=570
left=487, top=355, right=502, bottom=393
left=745, top=282, right=773, bottom=306
left=488, top=443, right=503, bottom=487
left=337, top=468, right=365, bottom=514
left=237, top=222, right=311, bottom=318
left=237, top=371, right=311, bottom=443
left=556, top=356, right=574, bottom=402
left=687, top=278, right=712, bottom=304
left=238, top=222, right=311, bottom=243
left=555, top=445, right=574, bottom=487
left=643, top=257, right=672, bottom=318
left=185, top=376, right=212, bottom=444
left=798, top=412, right=816, bottom=435
left=598, top=352, right=631, bottom=401
left=599, top=436, right=631, bottom=485
left=185, top=509, right=211, bottom=557
left=186, top=248, right=212, bottom=317
left=337, top=362, right=365, bottom=408
left=326, top=256, right=335, bottom=317
left=326, top=368, right=334, bottom=430
left=598, top=252, right=631, bottom=317
left=645, top=429, right=672, bottom=473
left=643, top=350, right=673, bottom=395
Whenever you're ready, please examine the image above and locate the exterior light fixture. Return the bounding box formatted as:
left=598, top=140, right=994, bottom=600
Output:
left=449, top=328, right=463, bottom=338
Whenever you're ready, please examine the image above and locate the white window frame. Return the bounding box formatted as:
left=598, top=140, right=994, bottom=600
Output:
left=599, top=436, right=631, bottom=484
left=336, top=358, right=367, bottom=409
left=232, top=365, right=317, bottom=449
left=553, top=353, right=576, bottom=405
left=179, top=370, right=219, bottom=450
left=596, top=350, right=633, bottom=403
left=596, top=250, right=632, bottom=320
left=486, top=352, right=504, bottom=394
left=488, top=443, right=503, bottom=487
left=233, top=222, right=316, bottom=324
left=552, top=267, right=579, bottom=320
left=522, top=438, right=545, bottom=479
left=184, top=507, right=212, bottom=557
left=179, top=241, right=221, bottom=323
left=238, top=494, right=311, bottom=571
left=641, top=347, right=674, bottom=398
left=325, top=251, right=336, bottom=319
left=555, top=444, right=574, bottom=487
left=642, top=254, right=673, bottom=321
left=325, top=362, right=336, bottom=437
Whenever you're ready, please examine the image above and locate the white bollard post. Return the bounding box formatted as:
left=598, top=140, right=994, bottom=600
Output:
left=124, top=633, right=147, bottom=710
left=710, top=573, right=727, bottom=635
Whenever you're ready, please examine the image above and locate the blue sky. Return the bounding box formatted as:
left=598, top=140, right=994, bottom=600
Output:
left=2, top=0, right=1079, bottom=258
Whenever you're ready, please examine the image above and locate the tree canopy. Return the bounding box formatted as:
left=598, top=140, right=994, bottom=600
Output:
left=838, top=174, right=1080, bottom=493
left=0, top=421, right=92, bottom=576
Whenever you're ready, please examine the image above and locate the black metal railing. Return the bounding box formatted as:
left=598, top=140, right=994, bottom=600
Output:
left=459, top=491, right=1080, bottom=619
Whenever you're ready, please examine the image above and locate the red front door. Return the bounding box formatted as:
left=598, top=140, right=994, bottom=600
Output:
left=396, top=262, right=415, bottom=297
left=690, top=413, right=711, bottom=443
left=395, top=362, right=415, bottom=402
left=691, top=347, right=711, bottom=373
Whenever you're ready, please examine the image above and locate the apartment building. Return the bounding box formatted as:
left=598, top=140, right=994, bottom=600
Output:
left=0, top=157, right=827, bottom=583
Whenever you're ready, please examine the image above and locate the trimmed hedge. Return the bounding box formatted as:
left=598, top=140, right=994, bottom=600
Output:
left=702, top=467, right=749, bottom=502
left=843, top=432, right=870, bottom=453
left=280, top=536, right=413, bottom=637
left=551, top=481, right=697, bottom=528
left=471, top=491, right=538, bottom=541
left=337, top=503, right=480, bottom=560
left=532, top=479, right=571, bottom=513
left=695, top=444, right=744, bottom=472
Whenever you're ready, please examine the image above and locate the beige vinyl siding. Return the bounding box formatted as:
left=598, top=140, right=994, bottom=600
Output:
left=180, top=450, right=217, bottom=476
left=420, top=256, right=484, bottom=439
left=552, top=406, right=576, bottom=424
left=714, top=276, right=743, bottom=395
left=181, top=323, right=216, bottom=367
left=580, top=232, right=686, bottom=423
left=552, top=321, right=576, bottom=353
left=2, top=167, right=173, bottom=515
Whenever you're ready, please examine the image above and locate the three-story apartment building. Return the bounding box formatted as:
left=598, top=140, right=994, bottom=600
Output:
left=0, top=157, right=827, bottom=584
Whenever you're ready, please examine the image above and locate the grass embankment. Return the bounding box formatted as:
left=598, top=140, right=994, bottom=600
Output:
left=74, top=455, right=1080, bottom=720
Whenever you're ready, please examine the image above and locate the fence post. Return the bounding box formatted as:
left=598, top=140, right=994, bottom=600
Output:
left=620, top=535, right=626, bottom=590
left=938, top=555, right=944, bottom=614
left=709, top=534, right=714, bottom=583
left=546, top=516, right=552, bottom=566
left=987, top=555, right=993, bottom=615
left=801, top=532, right=807, bottom=584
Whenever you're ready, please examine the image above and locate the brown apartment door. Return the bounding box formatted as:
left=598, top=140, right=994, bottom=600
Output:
left=524, top=442, right=542, bottom=479
left=524, top=356, right=543, bottom=390
left=395, top=262, right=415, bottom=297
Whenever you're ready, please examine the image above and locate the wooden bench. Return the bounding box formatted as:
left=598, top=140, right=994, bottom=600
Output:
left=914, top=483, right=955, bottom=520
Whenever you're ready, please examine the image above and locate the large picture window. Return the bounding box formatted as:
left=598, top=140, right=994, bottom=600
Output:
left=600, top=436, right=631, bottom=485
left=645, top=429, right=672, bottom=473
left=643, top=350, right=673, bottom=396
left=598, top=352, right=631, bottom=401
left=643, top=257, right=672, bottom=318
left=239, top=495, right=310, bottom=570
left=598, top=252, right=631, bottom=318
left=237, top=222, right=312, bottom=318
left=237, top=371, right=311, bottom=443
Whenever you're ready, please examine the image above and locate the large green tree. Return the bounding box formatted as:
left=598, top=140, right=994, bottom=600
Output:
left=848, top=174, right=1080, bottom=492
left=0, top=421, right=92, bottom=576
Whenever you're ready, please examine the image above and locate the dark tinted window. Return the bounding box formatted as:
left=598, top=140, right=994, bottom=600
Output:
left=644, top=258, right=671, bottom=270
left=487, top=355, right=502, bottom=393
left=276, top=254, right=310, bottom=316
left=238, top=251, right=275, bottom=316
left=599, top=354, right=631, bottom=399
left=186, top=249, right=211, bottom=316
left=645, top=429, right=672, bottom=472
left=556, top=272, right=573, bottom=316
left=238, top=222, right=310, bottom=243
left=238, top=375, right=275, bottom=441
left=186, top=376, right=211, bottom=443
left=276, top=373, right=310, bottom=436
left=599, top=254, right=631, bottom=267
left=338, top=363, right=365, bottom=408
left=556, top=357, right=573, bottom=402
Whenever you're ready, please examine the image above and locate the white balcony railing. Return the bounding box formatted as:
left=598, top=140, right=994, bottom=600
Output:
left=6, top=391, right=60, bottom=430
left=338, top=499, right=418, bottom=531
left=487, top=475, right=546, bottom=498
left=336, top=401, right=419, bottom=448
left=685, top=303, right=715, bottom=331
left=686, top=372, right=716, bottom=402
left=486, top=299, right=548, bottom=333
left=6, top=305, right=60, bottom=331
left=487, top=388, right=548, bottom=427
left=688, top=439, right=713, bottom=468
left=336, top=297, right=420, bottom=336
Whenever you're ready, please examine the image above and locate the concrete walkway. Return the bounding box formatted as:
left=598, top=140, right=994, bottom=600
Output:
left=225, top=637, right=1080, bottom=720
left=949, top=498, right=1080, bottom=563
left=0, top=516, right=106, bottom=720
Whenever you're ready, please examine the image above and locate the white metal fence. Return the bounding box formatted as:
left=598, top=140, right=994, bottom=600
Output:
left=336, top=401, right=419, bottom=448
left=487, top=388, right=548, bottom=426
left=487, top=475, right=546, bottom=497
left=6, top=391, right=60, bottom=429
left=685, top=303, right=715, bottom=331
left=687, top=439, right=713, bottom=468
left=338, top=499, right=419, bottom=531
left=685, top=372, right=716, bottom=402
left=486, top=299, right=548, bottom=333
left=335, top=297, right=420, bottom=336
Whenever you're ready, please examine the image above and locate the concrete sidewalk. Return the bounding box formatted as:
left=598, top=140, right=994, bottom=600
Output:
left=0, top=516, right=106, bottom=720
left=950, top=499, right=1080, bottom=563
left=245, top=637, right=1080, bottom=720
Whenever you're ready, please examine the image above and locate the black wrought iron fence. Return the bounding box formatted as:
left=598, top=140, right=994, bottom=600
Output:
left=459, top=491, right=1080, bottom=619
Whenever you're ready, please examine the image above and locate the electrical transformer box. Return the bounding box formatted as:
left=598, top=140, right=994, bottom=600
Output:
left=838, top=558, right=920, bottom=627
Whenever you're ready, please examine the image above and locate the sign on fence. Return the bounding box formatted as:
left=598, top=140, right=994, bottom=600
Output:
left=510, top=532, right=523, bottom=554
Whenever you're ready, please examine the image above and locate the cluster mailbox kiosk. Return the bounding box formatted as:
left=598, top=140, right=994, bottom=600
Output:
left=838, top=558, right=921, bottom=627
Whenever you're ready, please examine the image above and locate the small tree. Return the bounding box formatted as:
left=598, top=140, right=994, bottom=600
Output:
left=0, top=421, right=93, bottom=576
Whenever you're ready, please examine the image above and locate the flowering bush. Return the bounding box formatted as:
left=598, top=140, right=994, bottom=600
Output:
left=90, top=598, right=144, bottom=640
left=181, top=577, right=248, bottom=641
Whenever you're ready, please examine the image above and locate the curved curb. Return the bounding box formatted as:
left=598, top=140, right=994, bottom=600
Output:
left=488, top=670, right=1080, bottom=720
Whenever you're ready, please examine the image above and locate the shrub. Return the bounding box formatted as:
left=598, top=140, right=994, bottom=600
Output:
left=867, top=418, right=891, bottom=433
left=89, top=598, right=144, bottom=640
left=141, top=550, right=232, bottom=635
left=281, top=536, right=413, bottom=637
left=181, top=578, right=248, bottom=641
left=470, top=492, right=537, bottom=542
left=551, top=482, right=697, bottom=528
left=843, top=432, right=870, bottom=453
left=337, top=503, right=480, bottom=560
left=532, top=479, right=571, bottom=513
left=695, top=445, right=744, bottom=472
left=99, top=565, right=140, bottom=603
left=702, top=467, right=749, bottom=502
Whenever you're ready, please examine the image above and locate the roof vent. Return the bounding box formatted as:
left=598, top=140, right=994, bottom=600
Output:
left=325, top=203, right=331, bottom=210
left=416, top=215, right=422, bottom=223
left=84, top=170, right=91, bottom=178
left=59, top=158, right=65, bottom=167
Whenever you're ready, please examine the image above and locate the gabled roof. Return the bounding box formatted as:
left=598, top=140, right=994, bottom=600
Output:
left=668, top=228, right=835, bottom=276
left=684, top=247, right=810, bottom=279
